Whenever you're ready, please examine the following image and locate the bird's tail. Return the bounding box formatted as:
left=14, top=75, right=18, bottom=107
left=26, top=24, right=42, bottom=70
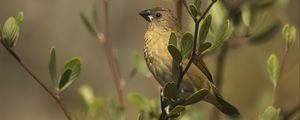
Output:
left=214, top=94, right=240, bottom=117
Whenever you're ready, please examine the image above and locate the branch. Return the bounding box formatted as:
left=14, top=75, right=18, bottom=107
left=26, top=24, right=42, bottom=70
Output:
left=98, top=0, right=124, bottom=107
left=1, top=43, right=72, bottom=120
left=177, top=0, right=217, bottom=88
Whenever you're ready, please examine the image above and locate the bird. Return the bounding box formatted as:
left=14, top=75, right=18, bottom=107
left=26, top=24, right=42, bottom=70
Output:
left=139, top=7, right=240, bottom=117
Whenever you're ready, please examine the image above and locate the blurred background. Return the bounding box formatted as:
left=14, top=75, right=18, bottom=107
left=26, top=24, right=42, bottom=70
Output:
left=0, top=0, right=299, bottom=120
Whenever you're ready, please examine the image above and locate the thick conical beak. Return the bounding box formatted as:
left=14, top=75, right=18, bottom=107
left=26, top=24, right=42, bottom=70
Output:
left=139, top=9, right=152, bottom=22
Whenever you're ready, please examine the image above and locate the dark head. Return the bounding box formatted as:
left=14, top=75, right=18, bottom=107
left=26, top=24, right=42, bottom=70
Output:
left=139, top=7, right=179, bottom=30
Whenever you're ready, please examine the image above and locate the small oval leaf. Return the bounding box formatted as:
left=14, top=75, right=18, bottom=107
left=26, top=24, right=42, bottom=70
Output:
left=168, top=105, right=186, bottom=117
left=194, top=0, right=202, bottom=12
left=168, top=45, right=182, bottom=64
left=59, top=69, right=72, bottom=90
left=59, top=57, right=82, bottom=91
left=169, top=32, right=177, bottom=47
left=204, top=20, right=232, bottom=53
left=198, top=15, right=212, bottom=44
left=183, top=89, right=209, bottom=106
left=163, top=82, right=177, bottom=99
left=189, top=5, right=198, bottom=18
left=181, top=33, right=194, bottom=58
left=266, top=54, right=279, bottom=87
left=1, top=17, right=20, bottom=48
left=199, top=42, right=212, bottom=54
left=49, top=47, right=57, bottom=87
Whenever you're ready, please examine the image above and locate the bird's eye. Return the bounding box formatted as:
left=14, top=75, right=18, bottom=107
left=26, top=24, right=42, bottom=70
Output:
left=155, top=13, right=162, bottom=18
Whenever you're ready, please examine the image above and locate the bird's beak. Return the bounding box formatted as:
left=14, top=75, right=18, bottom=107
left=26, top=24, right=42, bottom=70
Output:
left=139, top=9, right=152, bottom=22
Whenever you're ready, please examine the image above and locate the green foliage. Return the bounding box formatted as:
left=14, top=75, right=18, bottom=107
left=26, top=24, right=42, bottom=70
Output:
left=198, top=15, right=212, bottom=45
left=81, top=0, right=100, bottom=37
left=48, top=48, right=82, bottom=92
left=108, top=98, right=125, bottom=120
left=168, top=105, right=186, bottom=117
left=266, top=54, right=279, bottom=87
left=198, top=42, right=212, bottom=54
left=79, top=85, right=102, bottom=112
left=168, top=45, right=182, bottom=64
left=49, top=47, right=57, bottom=86
left=59, top=58, right=81, bottom=91
left=183, top=89, right=209, bottom=106
left=181, top=33, right=194, bottom=58
left=163, top=82, right=178, bottom=99
left=241, top=5, right=251, bottom=27
left=14, top=11, right=24, bottom=25
left=194, top=0, right=202, bottom=13
left=169, top=32, right=177, bottom=46
left=59, top=69, right=73, bottom=90
left=204, top=20, right=232, bottom=53
left=1, top=17, right=20, bottom=48
left=259, top=106, right=281, bottom=120
left=189, top=5, right=198, bottom=18
left=282, top=24, right=297, bottom=49
left=128, top=93, right=150, bottom=111
left=132, top=53, right=150, bottom=77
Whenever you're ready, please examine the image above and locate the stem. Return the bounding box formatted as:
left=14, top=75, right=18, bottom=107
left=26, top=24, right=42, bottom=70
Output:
left=98, top=0, right=124, bottom=107
left=278, top=48, right=289, bottom=82
left=283, top=103, right=300, bottom=120
left=1, top=43, right=72, bottom=120
left=177, top=0, right=217, bottom=89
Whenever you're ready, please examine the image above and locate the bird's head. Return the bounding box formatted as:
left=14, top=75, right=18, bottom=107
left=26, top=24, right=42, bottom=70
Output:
left=139, top=7, right=179, bottom=30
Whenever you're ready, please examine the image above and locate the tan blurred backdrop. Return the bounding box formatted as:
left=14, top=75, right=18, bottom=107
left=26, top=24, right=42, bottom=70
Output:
left=0, top=0, right=299, bottom=120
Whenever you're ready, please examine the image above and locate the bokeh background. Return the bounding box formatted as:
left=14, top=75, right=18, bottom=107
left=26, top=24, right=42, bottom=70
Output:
left=0, top=0, right=299, bottom=120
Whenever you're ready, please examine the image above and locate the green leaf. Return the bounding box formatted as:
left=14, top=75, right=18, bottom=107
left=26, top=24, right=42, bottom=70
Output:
left=59, top=58, right=81, bottom=91
left=128, top=93, right=150, bottom=111
left=1, top=17, right=20, bottom=48
left=266, top=54, right=279, bottom=87
left=14, top=11, right=24, bottom=25
left=137, top=112, right=145, bottom=120
left=79, top=85, right=102, bottom=111
left=241, top=5, right=251, bottom=27
left=163, top=82, right=177, bottom=99
left=49, top=47, right=57, bottom=87
left=108, top=98, right=125, bottom=120
left=189, top=5, right=198, bottom=18
left=181, top=33, right=194, bottom=58
left=199, top=42, right=212, bottom=54
left=194, top=0, right=202, bottom=12
left=80, top=13, right=98, bottom=37
left=91, top=0, right=99, bottom=31
left=282, top=24, right=297, bottom=49
left=133, top=53, right=150, bottom=77
left=168, top=105, right=186, bottom=117
left=59, top=69, right=72, bottom=89
left=183, top=89, right=209, bottom=106
left=259, top=106, right=281, bottom=120
left=204, top=20, right=232, bottom=53
left=198, top=15, right=212, bottom=44
left=182, top=0, right=193, bottom=18
left=168, top=45, right=182, bottom=64
left=169, top=32, right=177, bottom=47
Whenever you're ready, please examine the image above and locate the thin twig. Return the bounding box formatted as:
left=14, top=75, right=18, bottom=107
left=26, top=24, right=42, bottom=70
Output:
left=1, top=43, right=72, bottom=120
left=177, top=0, right=217, bottom=88
left=98, top=0, right=124, bottom=107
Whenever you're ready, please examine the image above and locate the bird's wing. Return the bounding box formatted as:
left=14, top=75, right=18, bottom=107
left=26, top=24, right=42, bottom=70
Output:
left=192, top=55, right=213, bottom=83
